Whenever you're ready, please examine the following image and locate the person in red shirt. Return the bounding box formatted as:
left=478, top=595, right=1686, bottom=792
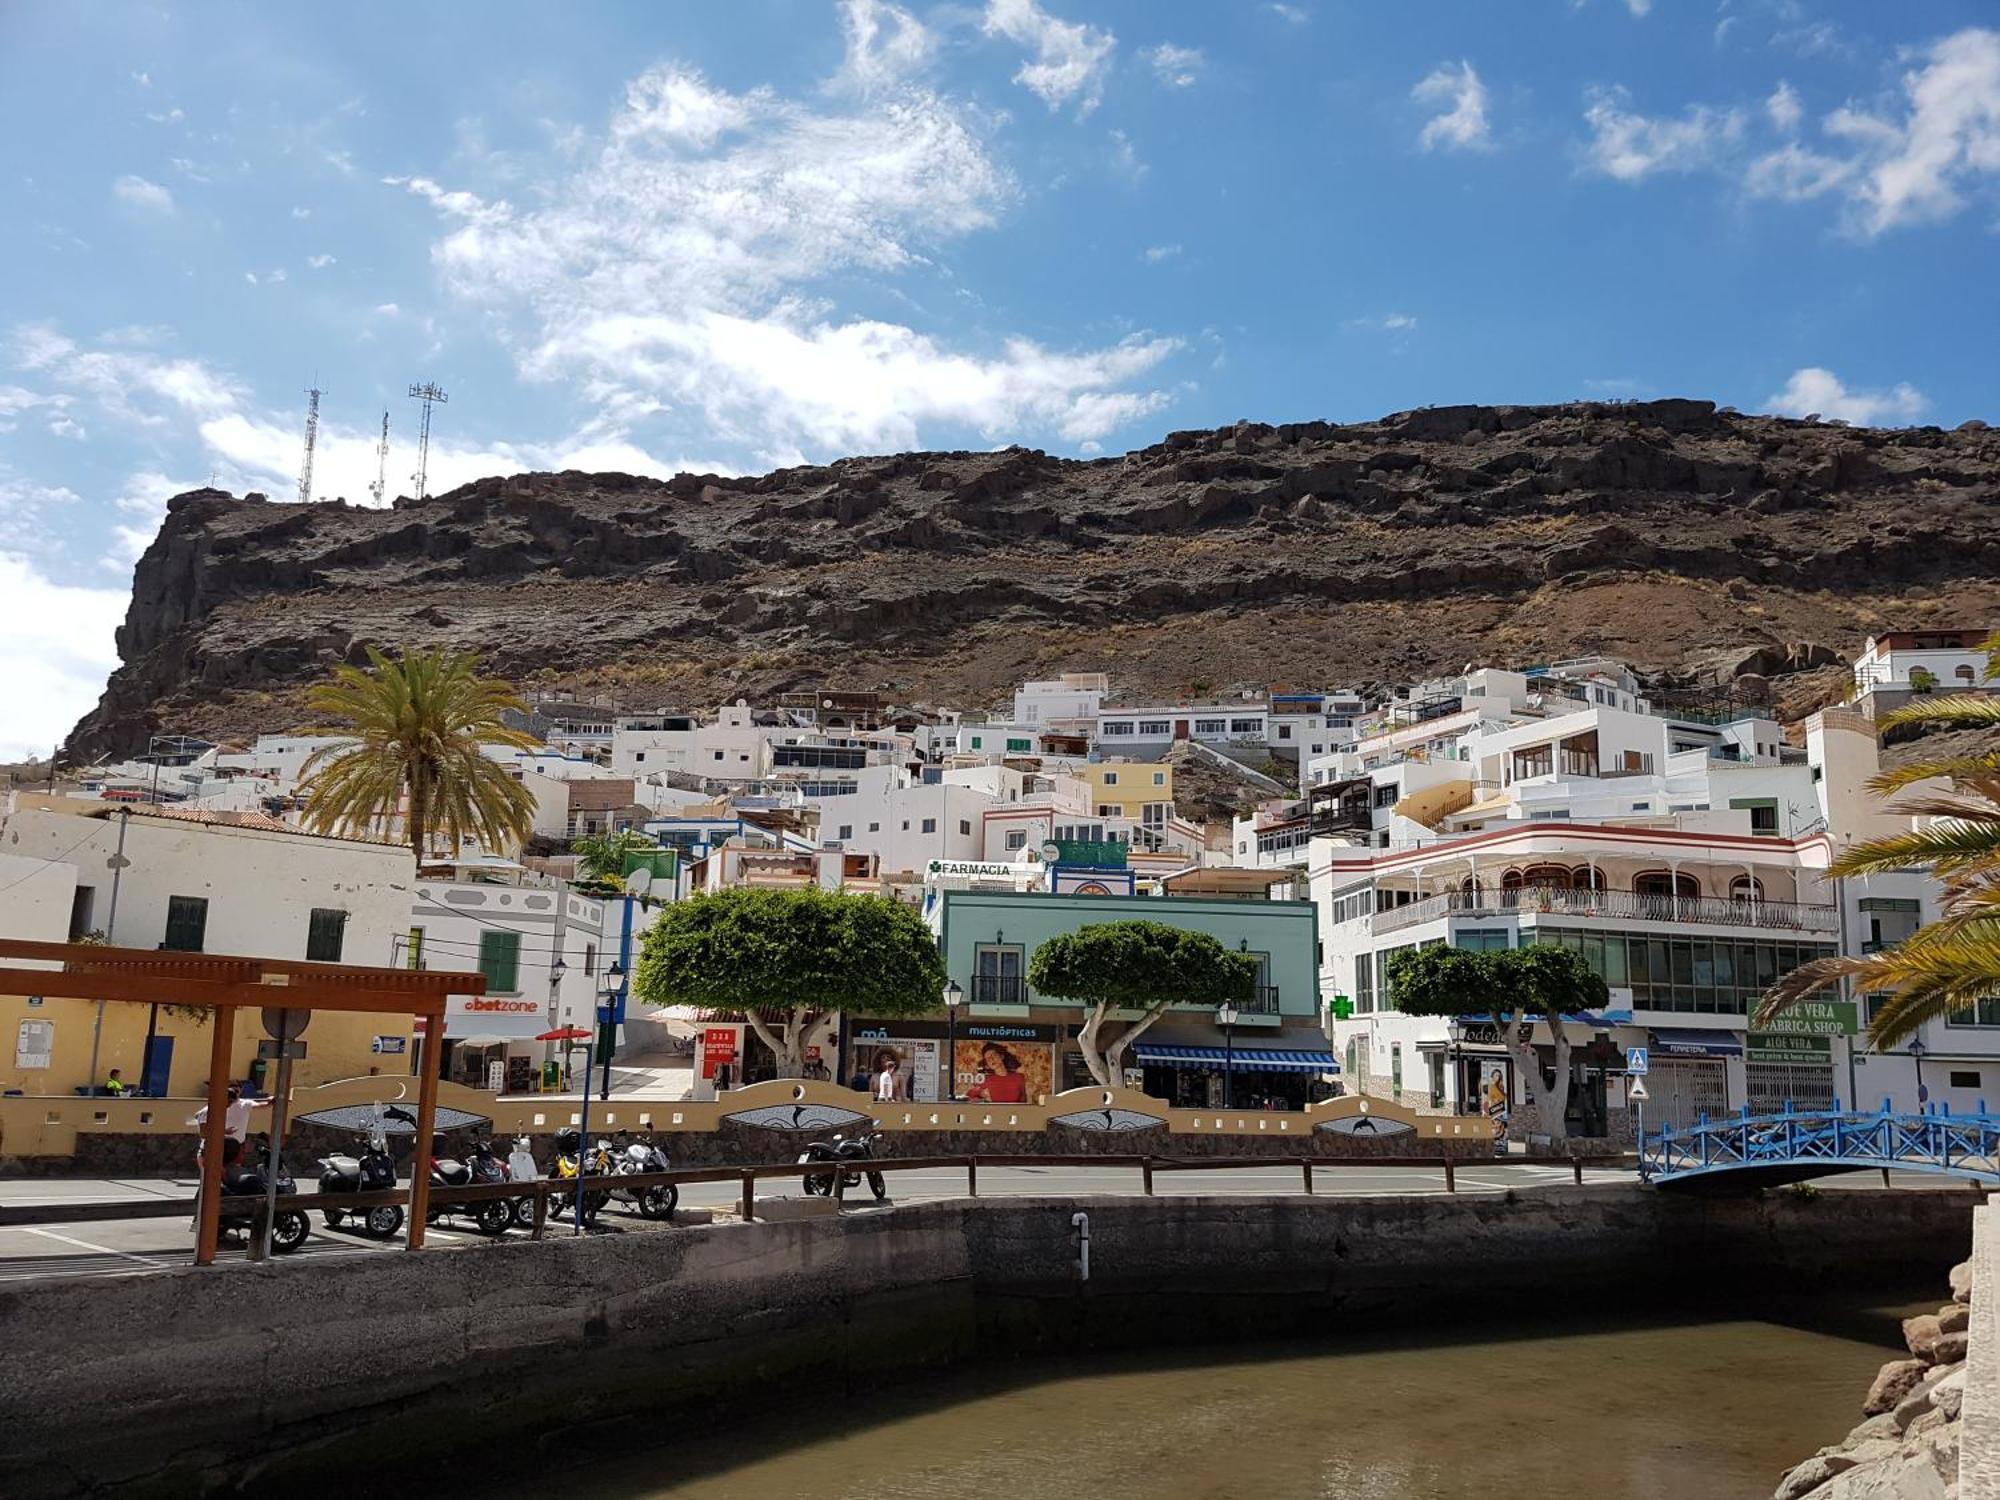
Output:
left=965, top=1043, right=1029, bottom=1104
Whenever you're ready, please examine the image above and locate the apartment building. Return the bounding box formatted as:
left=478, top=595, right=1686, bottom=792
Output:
left=1095, top=700, right=1270, bottom=756
left=1012, top=672, right=1109, bottom=733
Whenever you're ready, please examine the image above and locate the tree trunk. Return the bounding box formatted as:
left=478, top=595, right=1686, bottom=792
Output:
left=1075, top=1003, right=1114, bottom=1087
left=1075, top=1003, right=1172, bottom=1090
left=741, top=1008, right=811, bottom=1080
left=1103, top=1004, right=1172, bottom=1085
left=1503, top=1009, right=1572, bottom=1148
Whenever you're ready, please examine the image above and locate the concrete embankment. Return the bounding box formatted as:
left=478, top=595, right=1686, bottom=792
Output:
left=0, top=1186, right=1973, bottom=1498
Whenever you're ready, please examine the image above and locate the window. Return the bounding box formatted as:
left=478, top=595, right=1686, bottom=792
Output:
left=1097, top=805, right=1118, bottom=818
left=1005, top=830, right=1027, bottom=851
left=1731, top=797, right=1780, bottom=835
left=1006, top=737, right=1032, bottom=753
left=163, top=895, right=208, bottom=952
left=477, top=930, right=522, bottom=994
left=1951, top=1069, right=1981, bottom=1089
left=921, top=818, right=937, bottom=834
left=1277, top=725, right=1292, bottom=740
left=837, top=824, right=853, bottom=840
left=901, top=821, right=911, bottom=831
left=305, top=908, right=347, bottom=963
left=868, top=821, right=881, bottom=833
left=1101, top=721, right=1135, bottom=736
left=634, top=752, right=645, bottom=763
left=973, top=944, right=1027, bottom=1004
left=405, top=926, right=426, bottom=971
left=1354, top=952, right=1375, bottom=1014
left=1373, top=784, right=1397, bottom=808
left=583, top=943, right=596, bottom=978
left=1138, top=719, right=1172, bottom=736
left=1102, top=772, right=1119, bottom=786
left=712, top=750, right=724, bottom=761
left=1152, top=772, right=1165, bottom=786
left=67, top=886, right=96, bottom=941
left=1455, top=929, right=1510, bottom=952
left=1195, top=718, right=1226, bottom=735
left=1231, top=718, right=1261, bottom=735
left=959, top=819, right=972, bottom=836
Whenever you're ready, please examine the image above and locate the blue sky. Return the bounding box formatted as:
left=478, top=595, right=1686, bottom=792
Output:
left=2, top=0, right=1997, bottom=758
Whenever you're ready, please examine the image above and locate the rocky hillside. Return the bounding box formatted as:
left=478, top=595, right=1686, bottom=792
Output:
left=67, top=399, right=2000, bottom=761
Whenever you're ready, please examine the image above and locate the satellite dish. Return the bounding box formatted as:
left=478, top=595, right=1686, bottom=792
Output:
left=625, top=867, right=654, bottom=896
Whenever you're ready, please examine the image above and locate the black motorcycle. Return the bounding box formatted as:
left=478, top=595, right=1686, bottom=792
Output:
left=317, top=1106, right=408, bottom=1239
left=427, top=1136, right=513, bottom=1236
left=218, top=1158, right=311, bottom=1253
left=798, top=1130, right=886, bottom=1201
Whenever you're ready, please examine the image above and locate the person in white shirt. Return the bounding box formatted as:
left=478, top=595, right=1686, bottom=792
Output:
left=191, top=1085, right=270, bottom=1146
left=873, top=1053, right=905, bottom=1104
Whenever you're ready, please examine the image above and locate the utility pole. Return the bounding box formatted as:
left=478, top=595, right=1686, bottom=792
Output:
left=367, top=409, right=390, bottom=505
left=297, top=383, right=322, bottom=504
left=407, top=382, right=449, bottom=501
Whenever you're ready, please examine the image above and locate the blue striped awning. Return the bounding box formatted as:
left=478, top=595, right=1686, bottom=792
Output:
left=1133, top=1043, right=1339, bottom=1074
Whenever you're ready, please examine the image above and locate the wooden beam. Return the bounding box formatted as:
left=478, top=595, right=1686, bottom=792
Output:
left=0, top=968, right=449, bottom=1017
left=194, top=1006, right=234, bottom=1267
left=406, top=1040, right=440, bottom=1251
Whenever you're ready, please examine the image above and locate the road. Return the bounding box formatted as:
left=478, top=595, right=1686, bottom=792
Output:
left=0, top=1162, right=1956, bottom=1285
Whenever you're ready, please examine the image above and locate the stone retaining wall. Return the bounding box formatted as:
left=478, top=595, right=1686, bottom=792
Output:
left=0, top=1184, right=1972, bottom=1498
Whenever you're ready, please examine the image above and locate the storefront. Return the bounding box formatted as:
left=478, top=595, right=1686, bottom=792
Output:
left=1744, top=1032, right=1837, bottom=1112
left=1647, top=1028, right=1740, bottom=1131
left=427, top=991, right=552, bottom=1095
left=1130, top=1042, right=1339, bottom=1110
left=848, top=1019, right=1061, bottom=1104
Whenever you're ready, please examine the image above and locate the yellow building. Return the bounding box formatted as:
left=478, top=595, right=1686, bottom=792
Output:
left=0, top=799, right=418, bottom=1098
left=1076, top=760, right=1174, bottom=822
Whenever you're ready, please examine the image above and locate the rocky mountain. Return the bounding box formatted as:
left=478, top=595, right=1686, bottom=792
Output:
left=67, top=398, right=2000, bottom=761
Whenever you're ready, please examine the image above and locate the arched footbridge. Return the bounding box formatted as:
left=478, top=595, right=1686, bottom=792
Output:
left=1639, top=1102, right=2000, bottom=1192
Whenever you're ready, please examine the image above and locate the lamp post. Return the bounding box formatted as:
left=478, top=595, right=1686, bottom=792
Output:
left=1909, top=1036, right=1928, bottom=1112
left=943, top=979, right=964, bottom=1100
left=600, top=959, right=625, bottom=1102
left=1216, top=1002, right=1240, bottom=1109
left=1447, top=1017, right=1464, bottom=1114
left=546, top=955, right=567, bottom=1083
left=571, top=965, right=622, bottom=1237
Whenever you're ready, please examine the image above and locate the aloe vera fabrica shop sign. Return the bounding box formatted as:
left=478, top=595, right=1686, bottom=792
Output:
left=1755, top=1000, right=1857, bottom=1037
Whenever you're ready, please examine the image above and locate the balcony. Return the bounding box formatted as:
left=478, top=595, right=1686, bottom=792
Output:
left=971, top=974, right=1027, bottom=1005
left=1372, top=884, right=1838, bottom=937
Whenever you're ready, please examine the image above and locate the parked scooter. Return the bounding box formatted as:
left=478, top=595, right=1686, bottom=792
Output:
left=217, top=1141, right=311, bottom=1252
left=605, top=1132, right=679, bottom=1220
left=427, top=1134, right=513, bottom=1236
left=798, top=1129, right=887, bottom=1200
left=549, top=1128, right=609, bottom=1224
left=505, top=1134, right=541, bottom=1227
left=317, top=1104, right=409, bottom=1239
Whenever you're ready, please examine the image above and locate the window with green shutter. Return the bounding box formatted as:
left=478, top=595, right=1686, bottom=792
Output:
left=163, top=895, right=208, bottom=952
left=478, top=930, right=522, bottom=993
left=306, top=908, right=347, bottom=963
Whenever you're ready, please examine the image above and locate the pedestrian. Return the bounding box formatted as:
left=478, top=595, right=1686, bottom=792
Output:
left=187, top=1085, right=271, bottom=1228
left=103, top=1068, right=127, bottom=1097
left=873, top=1050, right=905, bottom=1104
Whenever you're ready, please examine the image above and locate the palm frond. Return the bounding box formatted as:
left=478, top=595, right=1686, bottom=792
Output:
left=1872, top=756, right=2000, bottom=793
left=1829, top=820, right=2000, bottom=879
left=1876, top=694, right=2000, bottom=733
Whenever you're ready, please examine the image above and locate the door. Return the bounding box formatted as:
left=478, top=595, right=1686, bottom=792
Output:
left=1649, top=1058, right=1727, bottom=1131
left=142, top=1035, right=174, bottom=1098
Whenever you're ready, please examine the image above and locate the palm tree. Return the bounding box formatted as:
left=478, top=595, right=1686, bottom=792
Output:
left=297, top=646, right=539, bottom=863
left=1757, top=633, right=2000, bottom=1047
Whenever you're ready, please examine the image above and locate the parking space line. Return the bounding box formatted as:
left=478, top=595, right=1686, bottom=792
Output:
left=15, top=1227, right=173, bottom=1267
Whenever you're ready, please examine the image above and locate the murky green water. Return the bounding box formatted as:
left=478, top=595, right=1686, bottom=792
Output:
left=563, top=1297, right=1920, bottom=1500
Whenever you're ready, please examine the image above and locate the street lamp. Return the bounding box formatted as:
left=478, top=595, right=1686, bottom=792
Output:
left=1446, top=1017, right=1465, bottom=1114
left=943, top=979, right=965, bottom=1100
left=600, top=960, right=626, bottom=1103
left=1216, top=1002, right=1240, bottom=1109
left=1909, top=1036, right=1928, bottom=1113
left=545, top=955, right=567, bottom=1076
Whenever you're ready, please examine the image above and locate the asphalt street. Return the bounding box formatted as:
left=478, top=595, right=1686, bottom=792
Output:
left=0, top=1162, right=1969, bottom=1284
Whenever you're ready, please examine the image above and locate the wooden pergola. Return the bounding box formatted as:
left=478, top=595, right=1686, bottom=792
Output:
left=0, top=937, right=486, bottom=1264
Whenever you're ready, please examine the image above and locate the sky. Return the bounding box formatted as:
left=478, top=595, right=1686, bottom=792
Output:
left=1, top=0, right=1997, bottom=760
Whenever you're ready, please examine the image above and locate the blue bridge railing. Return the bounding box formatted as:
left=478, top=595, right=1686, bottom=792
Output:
left=1638, top=1099, right=2000, bottom=1186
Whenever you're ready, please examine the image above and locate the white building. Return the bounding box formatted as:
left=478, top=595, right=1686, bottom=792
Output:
left=1095, top=700, right=1271, bottom=757
left=1012, top=672, right=1109, bottom=732
left=797, top=764, right=996, bottom=878
left=1853, top=629, right=1990, bottom=696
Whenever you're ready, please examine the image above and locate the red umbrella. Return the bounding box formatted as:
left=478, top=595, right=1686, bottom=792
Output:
left=536, top=1026, right=593, bottom=1042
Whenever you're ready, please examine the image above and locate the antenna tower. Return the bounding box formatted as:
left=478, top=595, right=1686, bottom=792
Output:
left=367, top=409, right=391, bottom=505
left=297, top=383, right=322, bottom=504
left=407, top=382, right=449, bottom=500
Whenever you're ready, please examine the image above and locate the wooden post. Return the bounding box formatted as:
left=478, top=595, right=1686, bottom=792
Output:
left=1141, top=1157, right=1154, bottom=1196
left=832, top=1165, right=847, bottom=1212
left=1572, top=1157, right=1584, bottom=1186
left=967, top=1157, right=978, bottom=1198
left=740, top=1171, right=756, bottom=1222
left=405, top=1009, right=441, bottom=1250
left=1302, top=1158, right=1314, bottom=1196
left=194, top=1005, right=235, bottom=1266
left=531, top=1182, right=548, bottom=1240
left=1443, top=1157, right=1456, bottom=1194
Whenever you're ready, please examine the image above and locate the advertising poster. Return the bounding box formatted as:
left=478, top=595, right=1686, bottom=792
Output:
left=701, top=1026, right=739, bottom=1081
left=955, top=1038, right=1053, bottom=1105
left=1477, top=1059, right=1511, bottom=1121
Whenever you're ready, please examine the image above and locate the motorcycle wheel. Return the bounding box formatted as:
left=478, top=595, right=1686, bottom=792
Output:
left=868, top=1172, right=887, bottom=1201
left=322, top=1208, right=345, bottom=1229
left=802, top=1171, right=831, bottom=1196
left=364, top=1206, right=404, bottom=1239
left=508, top=1196, right=537, bottom=1227
left=474, top=1199, right=512, bottom=1237
left=271, top=1211, right=310, bottom=1254
left=639, top=1184, right=678, bottom=1220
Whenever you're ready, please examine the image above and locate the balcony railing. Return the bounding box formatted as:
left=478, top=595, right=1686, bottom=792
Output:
left=1373, top=885, right=1838, bottom=936
left=971, top=974, right=1027, bottom=1005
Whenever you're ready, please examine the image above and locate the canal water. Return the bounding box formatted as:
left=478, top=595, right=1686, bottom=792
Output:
left=565, top=1294, right=1924, bottom=1500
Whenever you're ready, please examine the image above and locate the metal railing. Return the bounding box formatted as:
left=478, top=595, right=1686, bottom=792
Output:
left=1639, top=1102, right=2000, bottom=1185
left=1373, top=884, right=1838, bottom=936
left=971, top=975, right=1027, bottom=1004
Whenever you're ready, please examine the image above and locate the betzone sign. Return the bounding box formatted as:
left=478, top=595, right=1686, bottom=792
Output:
left=442, top=994, right=547, bottom=1040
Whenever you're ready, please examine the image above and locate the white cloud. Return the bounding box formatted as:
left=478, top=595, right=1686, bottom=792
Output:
left=1767, top=80, right=1803, bottom=134
left=1145, top=43, right=1204, bottom=89
left=102, top=470, right=192, bottom=572
left=1766, top=367, right=1927, bottom=427
left=1270, top=3, right=1307, bottom=22
left=1581, top=86, right=1744, bottom=180
left=1773, top=21, right=1849, bottom=61
left=290, top=206, right=312, bottom=219
left=398, top=59, right=1174, bottom=456
left=1382, top=313, right=1418, bottom=331
left=833, top=0, right=935, bottom=94
left=1624, top=0, right=1652, bottom=15
left=1143, top=243, right=1182, bottom=262
left=1108, top=126, right=1145, bottom=181
left=983, top=0, right=1116, bottom=116
left=146, top=107, right=185, bottom=125
left=112, top=174, right=175, bottom=213
left=13, top=325, right=242, bottom=420
left=1414, top=61, right=1491, bottom=151
left=306, top=253, right=336, bottom=269
left=0, top=554, right=127, bottom=761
